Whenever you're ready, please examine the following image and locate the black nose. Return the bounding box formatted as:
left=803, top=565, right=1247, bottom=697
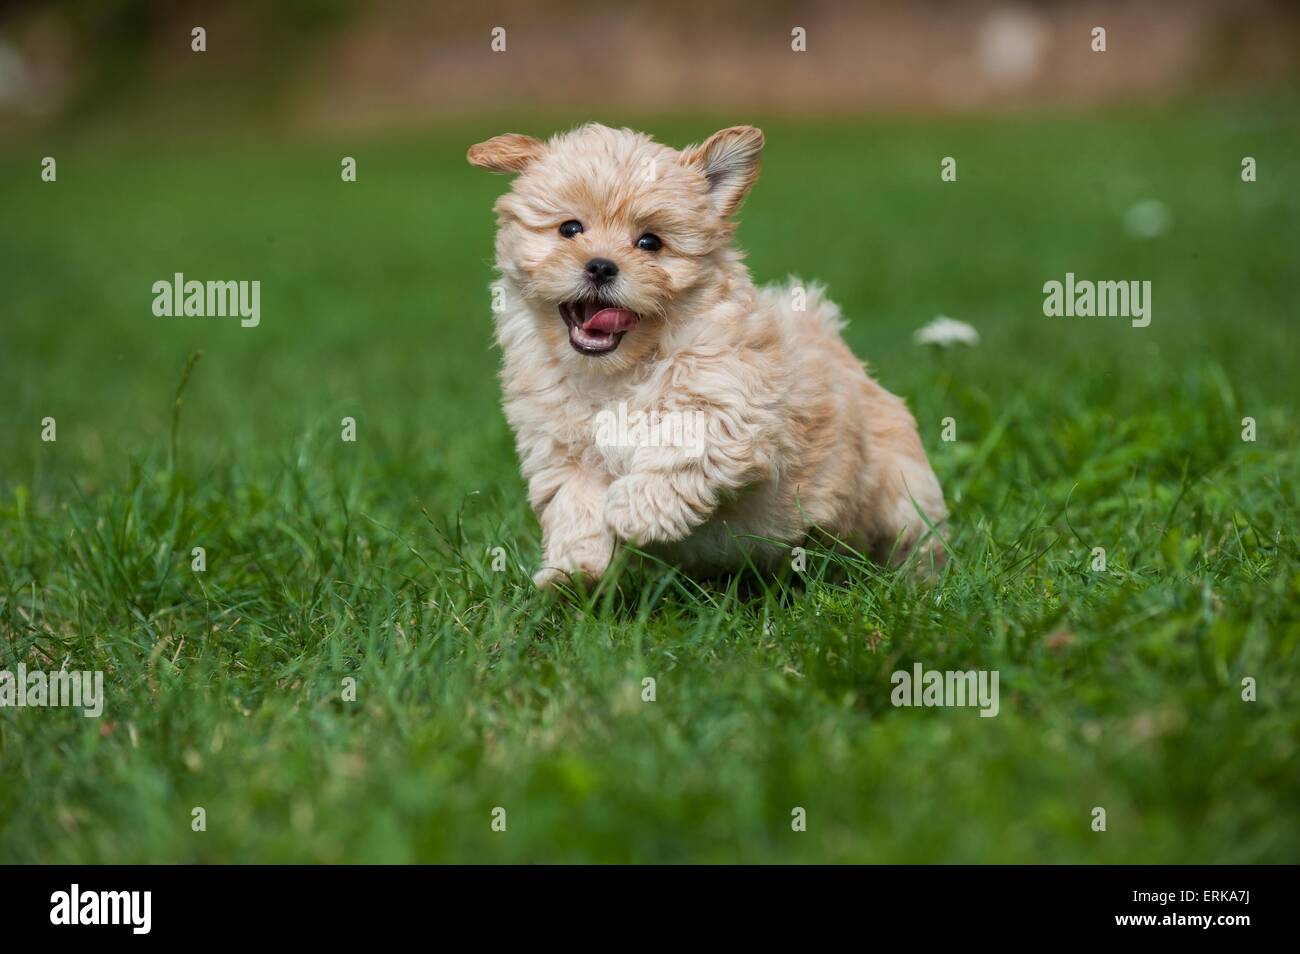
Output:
left=585, top=258, right=619, bottom=285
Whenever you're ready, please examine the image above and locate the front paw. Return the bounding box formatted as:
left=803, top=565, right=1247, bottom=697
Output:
left=532, top=566, right=567, bottom=590
left=533, top=564, right=606, bottom=592
left=604, top=474, right=697, bottom=545
left=533, top=539, right=613, bottom=590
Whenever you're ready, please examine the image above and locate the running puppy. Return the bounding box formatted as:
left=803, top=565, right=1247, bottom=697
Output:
left=468, top=124, right=947, bottom=587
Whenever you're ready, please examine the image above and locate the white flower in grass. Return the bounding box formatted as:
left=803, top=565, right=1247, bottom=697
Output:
left=914, top=315, right=980, bottom=348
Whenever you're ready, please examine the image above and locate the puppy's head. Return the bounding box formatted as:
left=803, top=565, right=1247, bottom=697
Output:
left=468, top=123, right=763, bottom=372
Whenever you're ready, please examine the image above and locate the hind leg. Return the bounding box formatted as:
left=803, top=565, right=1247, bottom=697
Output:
left=865, top=429, right=948, bottom=570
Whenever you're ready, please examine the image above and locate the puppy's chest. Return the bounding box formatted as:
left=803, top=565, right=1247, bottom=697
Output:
left=547, top=398, right=661, bottom=476
left=509, top=377, right=679, bottom=476
left=582, top=401, right=644, bottom=475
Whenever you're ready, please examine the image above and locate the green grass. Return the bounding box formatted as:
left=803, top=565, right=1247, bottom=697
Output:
left=1, top=99, right=1297, bottom=863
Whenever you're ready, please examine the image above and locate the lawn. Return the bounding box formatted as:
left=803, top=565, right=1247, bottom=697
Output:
left=0, top=99, right=1297, bottom=863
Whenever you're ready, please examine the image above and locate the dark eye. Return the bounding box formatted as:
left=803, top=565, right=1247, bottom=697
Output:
left=636, top=233, right=662, bottom=252
left=559, top=220, right=584, bottom=238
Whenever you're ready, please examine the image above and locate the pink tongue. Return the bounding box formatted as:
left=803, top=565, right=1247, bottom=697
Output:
left=582, top=307, right=639, bottom=334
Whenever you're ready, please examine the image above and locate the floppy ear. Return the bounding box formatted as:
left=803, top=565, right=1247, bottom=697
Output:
left=467, top=133, right=544, bottom=174
left=680, top=125, right=764, bottom=216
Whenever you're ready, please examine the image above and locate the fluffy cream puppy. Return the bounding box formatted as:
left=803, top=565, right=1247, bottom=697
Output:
left=468, top=123, right=947, bottom=587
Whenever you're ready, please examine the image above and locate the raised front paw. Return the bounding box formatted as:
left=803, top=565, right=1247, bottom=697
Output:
left=604, top=474, right=698, bottom=545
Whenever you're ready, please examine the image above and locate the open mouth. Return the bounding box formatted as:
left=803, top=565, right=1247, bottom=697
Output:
left=559, top=301, right=641, bottom=355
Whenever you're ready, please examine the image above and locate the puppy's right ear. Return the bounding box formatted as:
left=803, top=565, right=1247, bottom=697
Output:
left=467, top=134, right=544, bottom=174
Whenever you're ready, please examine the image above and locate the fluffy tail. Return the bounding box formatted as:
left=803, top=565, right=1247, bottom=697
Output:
left=759, top=277, right=847, bottom=337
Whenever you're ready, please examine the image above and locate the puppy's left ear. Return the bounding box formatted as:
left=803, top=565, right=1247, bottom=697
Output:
left=680, top=126, right=764, bottom=216
left=467, top=133, right=544, bottom=174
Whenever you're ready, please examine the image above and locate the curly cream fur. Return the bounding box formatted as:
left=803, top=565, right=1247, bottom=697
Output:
left=468, top=123, right=948, bottom=587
